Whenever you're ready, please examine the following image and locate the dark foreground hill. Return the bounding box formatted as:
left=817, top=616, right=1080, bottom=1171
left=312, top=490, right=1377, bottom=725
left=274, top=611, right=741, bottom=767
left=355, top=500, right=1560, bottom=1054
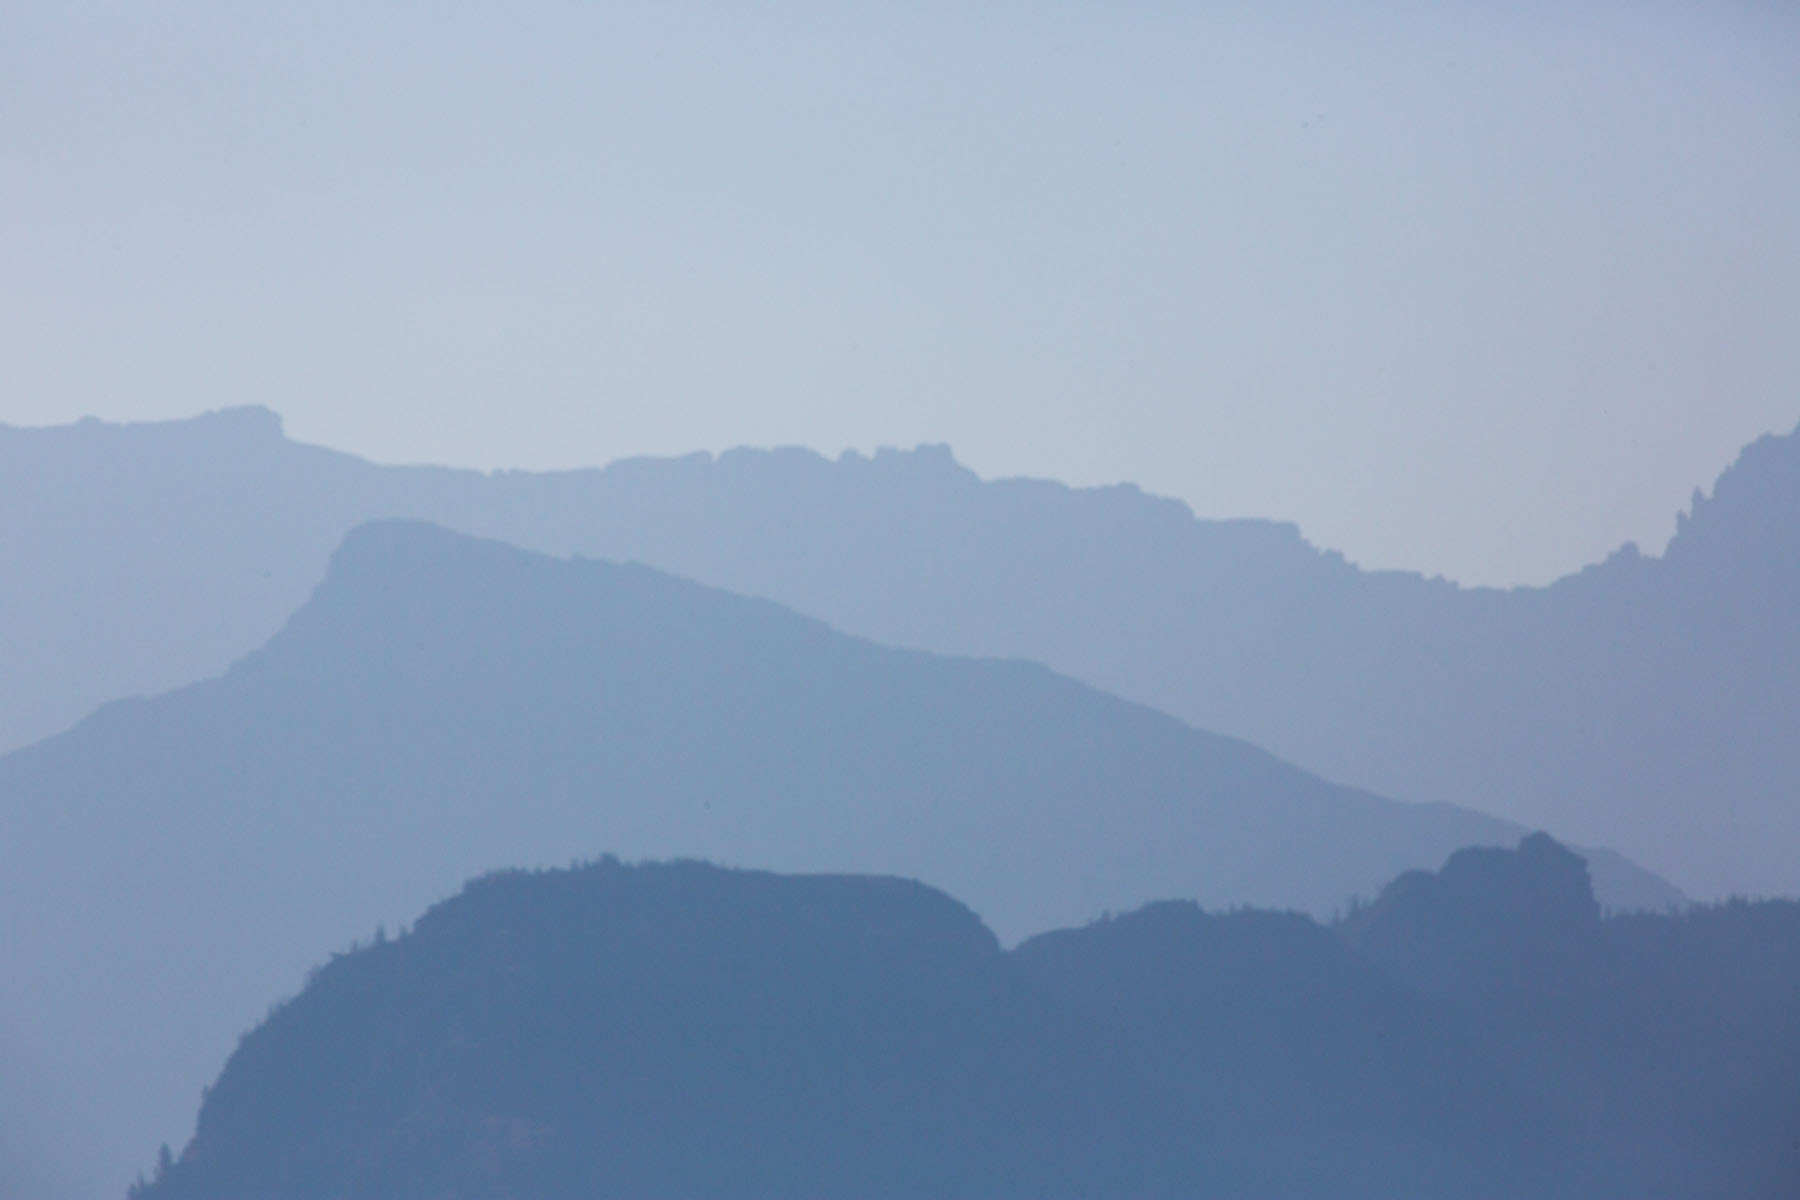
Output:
left=4, top=409, right=1799, bottom=903
left=2, top=521, right=1673, bottom=1199
left=133, top=840, right=1800, bottom=1200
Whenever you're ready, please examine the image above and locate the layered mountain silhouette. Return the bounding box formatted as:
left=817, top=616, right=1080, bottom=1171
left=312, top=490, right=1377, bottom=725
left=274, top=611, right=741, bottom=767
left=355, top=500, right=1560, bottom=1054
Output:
left=1339, top=836, right=1800, bottom=1194
left=1, top=520, right=1674, bottom=1198
left=3, top=408, right=1796, bottom=901
left=132, top=840, right=1800, bottom=1200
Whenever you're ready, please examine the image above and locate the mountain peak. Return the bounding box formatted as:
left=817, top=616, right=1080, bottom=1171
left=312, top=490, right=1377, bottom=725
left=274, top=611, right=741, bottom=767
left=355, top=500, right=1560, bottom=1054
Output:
left=325, top=517, right=527, bottom=575
left=188, top=405, right=286, bottom=438
left=1340, top=834, right=1605, bottom=1016
left=1667, top=421, right=1800, bottom=565
left=1353, top=832, right=1601, bottom=935
left=844, top=441, right=981, bottom=484
left=0, top=404, right=286, bottom=442
left=1438, top=831, right=1601, bottom=926
left=414, top=857, right=1002, bottom=961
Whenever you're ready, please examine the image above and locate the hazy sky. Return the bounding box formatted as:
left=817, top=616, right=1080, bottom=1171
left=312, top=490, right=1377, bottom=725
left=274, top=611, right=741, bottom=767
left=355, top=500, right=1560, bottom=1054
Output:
left=4, top=1, right=1796, bottom=585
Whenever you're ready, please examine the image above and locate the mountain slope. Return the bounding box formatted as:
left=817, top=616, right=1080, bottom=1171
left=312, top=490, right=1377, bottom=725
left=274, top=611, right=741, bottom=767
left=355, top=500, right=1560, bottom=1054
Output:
left=130, top=859, right=1536, bottom=1200
left=7, top=519, right=1660, bottom=1198
left=132, top=848, right=1800, bottom=1200
left=3, top=408, right=1796, bottom=900
left=1341, top=837, right=1800, bottom=1197
left=145, top=863, right=1099, bottom=1200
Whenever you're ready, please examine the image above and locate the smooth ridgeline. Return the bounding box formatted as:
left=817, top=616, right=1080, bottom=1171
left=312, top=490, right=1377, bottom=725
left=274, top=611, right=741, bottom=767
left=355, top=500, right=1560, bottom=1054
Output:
left=134, top=838, right=1800, bottom=1200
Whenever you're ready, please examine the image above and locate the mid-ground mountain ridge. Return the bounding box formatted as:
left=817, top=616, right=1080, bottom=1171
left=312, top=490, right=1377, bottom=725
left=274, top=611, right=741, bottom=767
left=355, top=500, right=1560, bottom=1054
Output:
left=0, top=520, right=1672, bottom=1199
left=3, top=408, right=1797, bottom=900
left=133, top=838, right=1800, bottom=1200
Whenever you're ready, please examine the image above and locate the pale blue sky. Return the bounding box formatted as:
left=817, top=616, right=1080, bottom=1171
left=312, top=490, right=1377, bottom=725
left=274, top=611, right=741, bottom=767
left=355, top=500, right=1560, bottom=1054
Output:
left=3, top=1, right=1796, bottom=585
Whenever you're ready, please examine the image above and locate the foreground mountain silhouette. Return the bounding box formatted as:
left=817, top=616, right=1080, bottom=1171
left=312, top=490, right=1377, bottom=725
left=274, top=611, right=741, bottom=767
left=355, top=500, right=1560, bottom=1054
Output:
left=1, top=521, right=1675, bottom=1199
left=132, top=841, right=1800, bottom=1200
left=3, top=408, right=1795, bottom=902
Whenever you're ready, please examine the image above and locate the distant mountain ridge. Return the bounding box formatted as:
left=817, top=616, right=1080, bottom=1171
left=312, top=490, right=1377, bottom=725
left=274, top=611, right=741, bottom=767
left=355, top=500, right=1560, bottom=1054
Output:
left=2, top=407, right=1795, bottom=900
left=133, top=841, right=1800, bottom=1200
left=3, top=520, right=1673, bottom=1199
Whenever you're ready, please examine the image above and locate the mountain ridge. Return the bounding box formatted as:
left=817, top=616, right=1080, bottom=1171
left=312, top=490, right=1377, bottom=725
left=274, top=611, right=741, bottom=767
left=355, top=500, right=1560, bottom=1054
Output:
left=3, top=407, right=1794, bottom=900
left=130, top=840, right=1800, bottom=1200
left=6, top=518, right=1683, bottom=1199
